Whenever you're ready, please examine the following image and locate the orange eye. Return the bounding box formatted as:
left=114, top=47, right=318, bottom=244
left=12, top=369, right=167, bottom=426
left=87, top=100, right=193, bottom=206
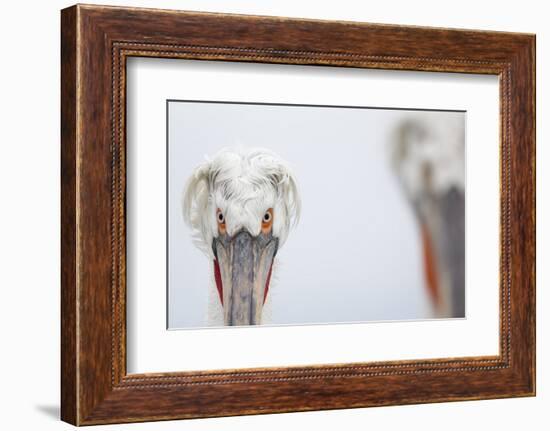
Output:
left=217, top=209, right=226, bottom=234
left=261, top=209, right=273, bottom=234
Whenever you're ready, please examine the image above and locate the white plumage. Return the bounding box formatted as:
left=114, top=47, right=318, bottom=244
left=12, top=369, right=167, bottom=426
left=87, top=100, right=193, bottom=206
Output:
left=183, top=147, right=300, bottom=256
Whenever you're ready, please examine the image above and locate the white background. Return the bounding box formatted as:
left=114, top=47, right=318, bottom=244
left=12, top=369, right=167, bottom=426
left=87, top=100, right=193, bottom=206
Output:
left=127, top=59, right=499, bottom=373
left=0, top=0, right=546, bottom=430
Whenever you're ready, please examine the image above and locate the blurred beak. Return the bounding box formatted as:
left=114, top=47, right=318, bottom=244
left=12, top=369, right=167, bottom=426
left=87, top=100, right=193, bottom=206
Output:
left=212, top=230, right=278, bottom=326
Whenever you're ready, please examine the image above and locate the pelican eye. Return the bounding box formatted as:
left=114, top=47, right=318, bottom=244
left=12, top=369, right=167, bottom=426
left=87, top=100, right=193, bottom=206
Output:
left=216, top=209, right=226, bottom=234
left=261, top=208, right=273, bottom=234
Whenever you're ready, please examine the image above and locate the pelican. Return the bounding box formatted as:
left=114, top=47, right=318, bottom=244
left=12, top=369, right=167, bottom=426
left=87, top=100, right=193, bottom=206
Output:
left=182, top=148, right=301, bottom=326
left=391, top=115, right=466, bottom=318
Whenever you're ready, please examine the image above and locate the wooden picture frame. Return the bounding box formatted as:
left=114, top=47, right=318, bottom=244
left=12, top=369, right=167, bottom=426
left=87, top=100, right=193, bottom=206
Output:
left=61, top=4, right=535, bottom=425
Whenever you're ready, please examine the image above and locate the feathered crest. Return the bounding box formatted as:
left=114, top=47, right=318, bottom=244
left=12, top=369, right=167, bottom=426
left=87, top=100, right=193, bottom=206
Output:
left=182, top=147, right=301, bottom=256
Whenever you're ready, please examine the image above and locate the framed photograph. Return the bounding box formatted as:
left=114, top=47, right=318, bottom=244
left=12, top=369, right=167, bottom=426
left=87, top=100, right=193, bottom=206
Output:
left=61, top=4, right=535, bottom=425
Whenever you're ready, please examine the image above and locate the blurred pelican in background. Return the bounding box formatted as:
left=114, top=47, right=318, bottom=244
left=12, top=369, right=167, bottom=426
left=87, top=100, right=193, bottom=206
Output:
left=391, top=115, right=465, bottom=318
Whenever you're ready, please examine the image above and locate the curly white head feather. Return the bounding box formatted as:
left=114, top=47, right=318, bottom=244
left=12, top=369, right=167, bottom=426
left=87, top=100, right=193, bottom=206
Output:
left=182, top=147, right=301, bottom=257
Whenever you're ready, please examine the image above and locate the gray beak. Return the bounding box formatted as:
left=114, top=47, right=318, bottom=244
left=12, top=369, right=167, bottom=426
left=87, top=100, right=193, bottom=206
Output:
left=213, top=230, right=278, bottom=326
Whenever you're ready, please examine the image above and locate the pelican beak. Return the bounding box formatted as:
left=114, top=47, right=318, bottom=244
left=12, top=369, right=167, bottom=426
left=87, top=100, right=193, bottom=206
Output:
left=212, top=230, right=278, bottom=326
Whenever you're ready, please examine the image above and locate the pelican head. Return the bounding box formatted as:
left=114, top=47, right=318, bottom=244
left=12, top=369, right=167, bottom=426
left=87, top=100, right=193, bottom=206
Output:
left=182, top=148, right=301, bottom=326
left=391, top=116, right=465, bottom=202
